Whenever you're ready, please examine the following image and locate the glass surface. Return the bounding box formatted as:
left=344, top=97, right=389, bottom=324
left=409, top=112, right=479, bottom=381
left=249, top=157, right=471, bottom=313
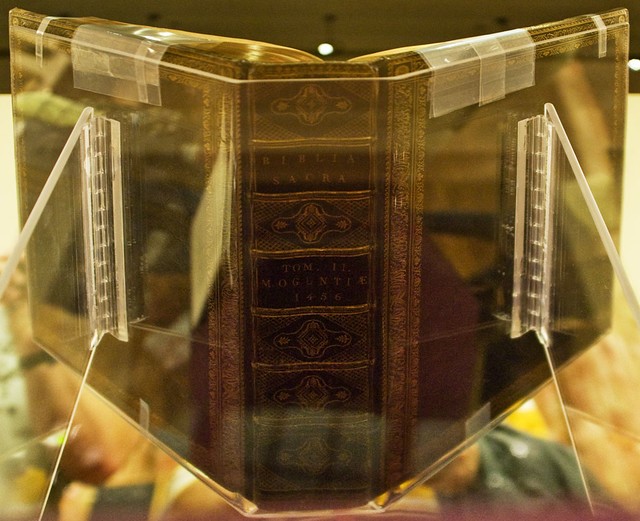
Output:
left=6, top=7, right=631, bottom=518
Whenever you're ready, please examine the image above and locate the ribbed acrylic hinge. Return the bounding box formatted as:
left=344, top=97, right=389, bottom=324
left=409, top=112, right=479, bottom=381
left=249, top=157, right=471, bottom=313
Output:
left=81, top=115, right=128, bottom=345
left=511, top=114, right=555, bottom=347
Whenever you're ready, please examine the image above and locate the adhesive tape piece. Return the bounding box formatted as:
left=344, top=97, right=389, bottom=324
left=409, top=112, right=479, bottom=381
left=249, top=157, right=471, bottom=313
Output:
left=470, top=37, right=507, bottom=106
left=418, top=29, right=535, bottom=118
left=71, top=24, right=169, bottom=106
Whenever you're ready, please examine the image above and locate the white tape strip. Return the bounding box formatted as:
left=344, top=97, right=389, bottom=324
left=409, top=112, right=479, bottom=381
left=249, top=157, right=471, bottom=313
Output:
left=591, top=15, right=608, bottom=58
left=71, top=24, right=169, bottom=106
left=417, top=29, right=535, bottom=118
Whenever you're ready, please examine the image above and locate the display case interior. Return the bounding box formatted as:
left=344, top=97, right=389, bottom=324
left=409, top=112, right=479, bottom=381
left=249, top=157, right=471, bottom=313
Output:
left=2, top=7, right=639, bottom=519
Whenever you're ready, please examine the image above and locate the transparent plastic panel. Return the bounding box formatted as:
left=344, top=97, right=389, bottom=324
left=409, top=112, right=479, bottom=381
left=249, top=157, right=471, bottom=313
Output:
left=51, top=383, right=587, bottom=520
left=527, top=103, right=640, bottom=516
left=7, top=7, right=629, bottom=518
left=0, top=108, right=110, bottom=520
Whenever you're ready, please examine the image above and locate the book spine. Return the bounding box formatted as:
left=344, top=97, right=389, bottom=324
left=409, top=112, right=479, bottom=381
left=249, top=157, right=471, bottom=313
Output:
left=245, top=77, right=380, bottom=505
left=380, top=64, right=426, bottom=489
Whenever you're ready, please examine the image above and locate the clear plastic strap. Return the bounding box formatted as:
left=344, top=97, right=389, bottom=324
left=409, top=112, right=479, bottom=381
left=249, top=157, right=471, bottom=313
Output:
left=417, top=29, right=535, bottom=117
left=465, top=402, right=491, bottom=439
left=591, top=15, right=608, bottom=58
left=35, top=16, right=57, bottom=67
left=139, top=399, right=151, bottom=432
left=71, top=25, right=169, bottom=106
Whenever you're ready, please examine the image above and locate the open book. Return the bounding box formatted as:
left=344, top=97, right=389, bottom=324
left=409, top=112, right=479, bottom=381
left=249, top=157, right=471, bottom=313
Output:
left=7, top=7, right=630, bottom=515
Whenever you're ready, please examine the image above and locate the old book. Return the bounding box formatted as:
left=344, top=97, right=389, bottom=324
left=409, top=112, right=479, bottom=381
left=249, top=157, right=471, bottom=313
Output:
left=8, top=8, right=629, bottom=513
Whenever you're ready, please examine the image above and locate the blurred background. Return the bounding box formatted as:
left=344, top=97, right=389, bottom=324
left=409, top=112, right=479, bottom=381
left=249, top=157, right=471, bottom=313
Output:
left=1, top=0, right=640, bottom=93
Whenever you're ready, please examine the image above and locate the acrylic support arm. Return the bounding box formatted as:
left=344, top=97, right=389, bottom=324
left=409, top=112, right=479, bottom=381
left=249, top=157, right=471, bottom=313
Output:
left=511, top=102, right=640, bottom=513
left=1, top=105, right=130, bottom=520
left=0, top=107, right=128, bottom=347
left=511, top=103, right=640, bottom=347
